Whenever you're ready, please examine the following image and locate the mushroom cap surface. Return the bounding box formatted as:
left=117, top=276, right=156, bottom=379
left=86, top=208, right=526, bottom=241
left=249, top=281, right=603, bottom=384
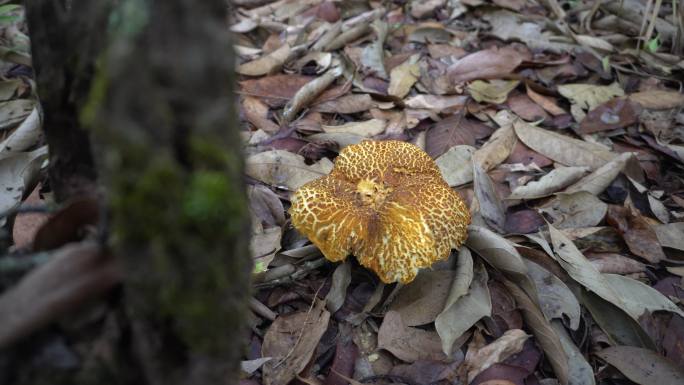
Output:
left=289, top=140, right=470, bottom=283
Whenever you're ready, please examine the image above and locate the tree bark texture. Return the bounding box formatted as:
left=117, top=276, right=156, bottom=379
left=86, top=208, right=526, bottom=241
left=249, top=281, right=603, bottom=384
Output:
left=24, top=1, right=109, bottom=202
left=91, top=1, right=252, bottom=384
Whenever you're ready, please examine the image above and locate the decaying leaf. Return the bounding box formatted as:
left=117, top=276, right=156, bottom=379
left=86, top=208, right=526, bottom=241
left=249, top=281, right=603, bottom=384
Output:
left=472, top=125, right=517, bottom=172
left=262, top=299, right=331, bottom=385
left=596, top=346, right=684, bottom=385
left=525, top=260, right=580, bottom=330
left=389, top=270, right=455, bottom=326
left=564, top=152, right=633, bottom=195
left=628, top=90, right=684, bottom=110
left=557, top=83, right=624, bottom=111
left=321, top=118, right=385, bottom=136
left=473, top=162, right=506, bottom=232
left=238, top=43, right=293, bottom=76
left=378, top=310, right=449, bottom=363
left=540, top=191, right=608, bottom=229
left=465, top=329, right=529, bottom=382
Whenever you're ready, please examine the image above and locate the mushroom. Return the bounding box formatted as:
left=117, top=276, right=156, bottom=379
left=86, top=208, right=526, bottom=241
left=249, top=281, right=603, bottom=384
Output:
left=289, top=140, right=470, bottom=283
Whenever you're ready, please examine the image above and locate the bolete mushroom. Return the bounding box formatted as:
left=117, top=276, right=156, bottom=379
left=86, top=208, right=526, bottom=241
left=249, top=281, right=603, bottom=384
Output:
left=289, top=140, right=470, bottom=283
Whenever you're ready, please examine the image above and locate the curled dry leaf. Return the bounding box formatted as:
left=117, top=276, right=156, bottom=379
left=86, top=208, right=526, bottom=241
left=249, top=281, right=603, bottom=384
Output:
left=361, top=19, right=388, bottom=79
left=508, top=166, right=588, bottom=200
left=283, top=66, right=343, bottom=123
left=563, top=152, right=633, bottom=195
left=472, top=125, right=517, bottom=172
left=245, top=149, right=333, bottom=190
left=465, top=329, right=530, bottom=382
left=237, top=43, right=293, bottom=76
left=526, top=85, right=565, bottom=116
left=325, top=260, right=352, bottom=314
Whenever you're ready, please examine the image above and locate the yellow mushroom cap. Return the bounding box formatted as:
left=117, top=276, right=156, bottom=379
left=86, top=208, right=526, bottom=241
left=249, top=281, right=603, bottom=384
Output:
left=289, top=140, right=470, bottom=284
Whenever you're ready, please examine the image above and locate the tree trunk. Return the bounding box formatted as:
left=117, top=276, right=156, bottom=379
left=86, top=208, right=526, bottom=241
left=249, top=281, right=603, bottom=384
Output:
left=24, top=1, right=108, bottom=202
left=90, top=1, right=252, bottom=384
left=21, top=1, right=251, bottom=384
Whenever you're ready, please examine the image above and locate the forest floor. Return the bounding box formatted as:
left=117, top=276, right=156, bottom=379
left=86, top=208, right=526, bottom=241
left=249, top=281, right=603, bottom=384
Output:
left=0, top=1, right=683, bottom=385
left=234, top=1, right=684, bottom=385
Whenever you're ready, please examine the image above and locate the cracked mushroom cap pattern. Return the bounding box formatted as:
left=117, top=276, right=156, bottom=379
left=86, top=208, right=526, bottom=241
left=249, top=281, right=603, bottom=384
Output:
left=289, top=140, right=470, bottom=283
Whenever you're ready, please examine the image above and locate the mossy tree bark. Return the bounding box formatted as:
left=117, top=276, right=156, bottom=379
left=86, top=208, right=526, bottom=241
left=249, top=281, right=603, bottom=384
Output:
left=26, top=1, right=251, bottom=384
left=90, top=1, right=252, bottom=384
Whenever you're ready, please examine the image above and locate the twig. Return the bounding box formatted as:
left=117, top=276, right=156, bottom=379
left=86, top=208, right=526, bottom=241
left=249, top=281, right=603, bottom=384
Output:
left=249, top=297, right=277, bottom=321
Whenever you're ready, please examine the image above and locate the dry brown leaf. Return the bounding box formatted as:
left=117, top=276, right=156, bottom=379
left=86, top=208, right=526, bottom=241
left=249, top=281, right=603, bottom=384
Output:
left=262, top=299, right=331, bottom=385
left=564, top=152, right=633, bottom=195
left=388, top=55, right=421, bottom=98
left=526, top=85, right=565, bottom=116
left=245, top=150, right=333, bottom=190
left=472, top=125, right=517, bottom=171
left=321, top=118, right=385, bottom=136
left=389, top=270, right=455, bottom=326
left=473, top=162, right=506, bottom=232
left=596, top=346, right=684, bottom=385
left=378, top=310, right=448, bottom=363
left=628, top=90, right=684, bottom=110
left=540, top=191, right=607, bottom=229
left=237, top=43, right=293, bottom=76
left=242, top=96, right=279, bottom=133
left=468, top=80, right=520, bottom=104
left=465, top=329, right=529, bottom=382
left=436, top=145, right=475, bottom=186
left=606, top=204, right=666, bottom=264
left=447, top=46, right=524, bottom=83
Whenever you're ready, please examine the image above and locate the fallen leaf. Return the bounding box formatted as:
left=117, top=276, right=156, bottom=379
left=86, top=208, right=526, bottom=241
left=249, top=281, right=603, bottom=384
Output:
left=466, top=329, right=530, bottom=382
left=484, top=10, right=576, bottom=54
left=557, top=83, right=624, bottom=111
left=540, top=191, right=607, bottom=229
left=563, top=152, right=633, bottom=195
left=653, top=222, right=684, bottom=251
left=603, top=274, right=684, bottom=319
left=388, top=55, right=421, bottom=98
left=435, top=260, right=491, bottom=356
left=472, top=125, right=518, bottom=172
left=404, top=94, right=468, bottom=112
left=378, top=310, right=448, bottom=363
left=548, top=224, right=627, bottom=315
left=466, top=226, right=538, bottom=301
left=525, top=260, right=580, bottom=330
left=508, top=166, right=588, bottom=200
left=473, top=162, right=506, bottom=232
left=314, top=94, right=376, bottom=114
left=596, top=346, right=684, bottom=385
left=262, top=299, right=331, bottom=385
left=238, top=43, right=293, bottom=76
left=389, top=270, right=455, bottom=326
left=606, top=204, right=666, bottom=263
left=283, top=66, right=343, bottom=122
left=468, top=80, right=520, bottom=104
left=513, top=120, right=615, bottom=170
left=0, top=147, right=47, bottom=227
left=628, top=90, right=684, bottom=110
left=426, top=115, right=493, bottom=158
left=325, top=261, right=352, bottom=314
left=586, top=252, right=646, bottom=275
left=360, top=19, right=389, bottom=79
left=526, top=85, right=565, bottom=116
left=435, top=145, right=475, bottom=186
left=245, top=150, right=333, bottom=190
left=447, top=46, right=524, bottom=83
left=579, top=98, right=641, bottom=134
left=321, top=118, right=385, bottom=136
left=502, top=280, right=569, bottom=385
left=550, top=322, right=595, bottom=385
left=506, top=93, right=550, bottom=122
